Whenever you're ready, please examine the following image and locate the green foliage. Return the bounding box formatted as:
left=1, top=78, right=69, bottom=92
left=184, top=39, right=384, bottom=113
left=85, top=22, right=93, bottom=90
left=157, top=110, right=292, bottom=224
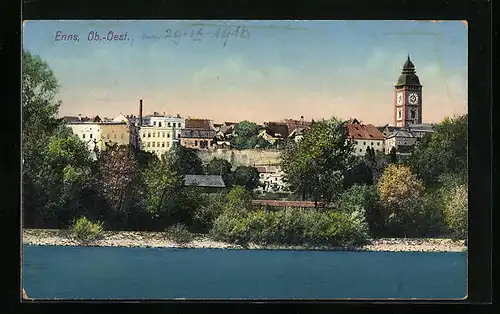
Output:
left=409, top=114, right=468, bottom=187
left=70, top=216, right=105, bottom=243
left=193, top=193, right=226, bottom=231
left=142, top=157, right=183, bottom=220
left=442, top=184, right=468, bottom=239
left=205, top=158, right=233, bottom=186
left=169, top=146, right=204, bottom=175
left=230, top=121, right=260, bottom=149
left=210, top=208, right=370, bottom=247
left=232, top=166, right=260, bottom=190
left=225, top=185, right=253, bottom=214
left=280, top=118, right=355, bottom=204
left=165, top=223, right=195, bottom=244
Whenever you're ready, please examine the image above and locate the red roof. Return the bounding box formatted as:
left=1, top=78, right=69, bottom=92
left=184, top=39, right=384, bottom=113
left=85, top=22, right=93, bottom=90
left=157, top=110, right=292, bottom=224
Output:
left=251, top=200, right=326, bottom=208
left=185, top=119, right=213, bottom=129
left=345, top=123, right=385, bottom=140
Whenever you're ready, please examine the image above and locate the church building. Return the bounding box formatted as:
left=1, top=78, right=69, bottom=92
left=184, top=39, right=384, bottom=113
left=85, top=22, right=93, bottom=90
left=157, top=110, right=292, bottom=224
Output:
left=394, top=55, right=423, bottom=127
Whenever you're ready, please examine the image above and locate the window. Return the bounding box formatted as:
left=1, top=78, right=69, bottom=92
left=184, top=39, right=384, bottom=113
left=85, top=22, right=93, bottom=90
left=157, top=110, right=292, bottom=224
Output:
left=371, top=142, right=373, bottom=145
left=90, top=134, right=93, bottom=139
left=377, top=142, right=380, bottom=146
left=158, top=122, right=162, bottom=127
left=168, top=122, right=171, bottom=127
left=152, top=142, right=156, bottom=147
left=178, top=123, right=181, bottom=128
left=142, top=133, right=145, bottom=137
left=167, top=133, right=170, bottom=138
left=162, top=132, right=165, bottom=137
left=162, top=142, right=165, bottom=147
left=154, top=121, right=157, bottom=126
left=195, top=140, right=198, bottom=146
left=148, top=133, right=151, bottom=138
left=359, top=149, right=362, bottom=152
left=363, top=142, right=366, bottom=145
left=153, top=132, right=156, bottom=137
left=157, top=142, right=160, bottom=147
left=83, top=134, right=86, bottom=139
left=147, top=142, right=150, bottom=147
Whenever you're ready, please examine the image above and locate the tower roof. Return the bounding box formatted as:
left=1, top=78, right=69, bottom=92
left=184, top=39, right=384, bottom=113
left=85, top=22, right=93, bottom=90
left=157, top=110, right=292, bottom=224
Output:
left=396, top=54, right=422, bottom=87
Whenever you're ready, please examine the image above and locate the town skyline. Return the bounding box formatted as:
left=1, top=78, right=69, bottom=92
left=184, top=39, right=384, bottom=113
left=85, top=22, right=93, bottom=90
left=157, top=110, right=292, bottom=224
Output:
left=23, top=20, right=468, bottom=125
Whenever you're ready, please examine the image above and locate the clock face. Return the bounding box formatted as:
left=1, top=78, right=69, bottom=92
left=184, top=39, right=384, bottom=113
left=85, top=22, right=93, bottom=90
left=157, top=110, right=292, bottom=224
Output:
left=396, top=92, right=403, bottom=105
left=408, top=93, right=419, bottom=105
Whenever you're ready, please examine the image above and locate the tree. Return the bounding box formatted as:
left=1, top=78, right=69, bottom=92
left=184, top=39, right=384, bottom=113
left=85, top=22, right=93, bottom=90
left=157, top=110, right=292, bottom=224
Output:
left=409, top=114, right=468, bottom=187
left=231, top=121, right=259, bottom=149
left=96, top=145, right=141, bottom=229
left=232, top=166, right=260, bottom=190
left=442, top=184, right=468, bottom=239
left=142, top=157, right=184, bottom=222
left=377, top=164, right=427, bottom=236
left=280, top=118, right=355, bottom=206
left=170, top=146, right=204, bottom=175
left=225, top=185, right=253, bottom=213
left=205, top=157, right=233, bottom=186
left=389, top=147, right=398, bottom=164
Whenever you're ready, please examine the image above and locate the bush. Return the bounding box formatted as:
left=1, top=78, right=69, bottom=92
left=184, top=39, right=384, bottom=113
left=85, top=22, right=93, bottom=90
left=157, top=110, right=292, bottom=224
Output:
left=225, top=185, right=253, bottom=213
left=193, top=193, right=226, bottom=231
left=165, top=223, right=195, bottom=244
left=210, top=208, right=370, bottom=247
left=442, top=184, right=468, bottom=239
left=70, top=216, right=105, bottom=243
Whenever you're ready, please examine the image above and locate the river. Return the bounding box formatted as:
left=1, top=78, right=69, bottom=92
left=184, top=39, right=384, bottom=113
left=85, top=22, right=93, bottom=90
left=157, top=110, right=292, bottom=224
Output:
left=22, top=245, right=467, bottom=299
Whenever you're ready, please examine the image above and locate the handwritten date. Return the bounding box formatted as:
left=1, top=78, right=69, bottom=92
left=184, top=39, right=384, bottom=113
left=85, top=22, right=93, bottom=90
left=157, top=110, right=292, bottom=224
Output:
left=162, top=26, right=251, bottom=46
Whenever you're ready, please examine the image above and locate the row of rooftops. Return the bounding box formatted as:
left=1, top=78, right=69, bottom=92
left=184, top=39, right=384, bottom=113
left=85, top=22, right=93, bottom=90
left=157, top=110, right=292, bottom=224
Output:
left=62, top=113, right=434, bottom=141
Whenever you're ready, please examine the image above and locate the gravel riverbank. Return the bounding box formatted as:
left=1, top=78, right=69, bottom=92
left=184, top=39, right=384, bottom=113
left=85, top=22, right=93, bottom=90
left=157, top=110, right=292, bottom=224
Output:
left=22, top=229, right=466, bottom=252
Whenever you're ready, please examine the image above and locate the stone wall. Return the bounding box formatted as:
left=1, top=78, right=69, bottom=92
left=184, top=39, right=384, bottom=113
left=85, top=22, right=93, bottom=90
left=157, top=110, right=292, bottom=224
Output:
left=196, top=149, right=281, bottom=168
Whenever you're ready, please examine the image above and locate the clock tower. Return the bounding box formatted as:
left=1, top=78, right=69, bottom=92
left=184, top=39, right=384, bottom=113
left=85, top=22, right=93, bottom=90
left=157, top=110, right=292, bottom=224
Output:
left=394, top=55, right=422, bottom=127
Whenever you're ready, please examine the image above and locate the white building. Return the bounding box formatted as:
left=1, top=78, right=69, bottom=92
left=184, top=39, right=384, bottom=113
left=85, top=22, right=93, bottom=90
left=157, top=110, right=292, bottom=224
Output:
left=143, top=113, right=185, bottom=147
left=346, top=122, right=385, bottom=156
left=384, top=129, right=417, bottom=155
left=139, top=125, right=175, bottom=158
left=254, top=165, right=290, bottom=193
left=66, top=122, right=102, bottom=159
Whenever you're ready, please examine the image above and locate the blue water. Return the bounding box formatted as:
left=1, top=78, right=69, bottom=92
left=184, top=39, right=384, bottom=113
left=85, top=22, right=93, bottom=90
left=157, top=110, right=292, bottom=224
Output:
left=22, top=245, right=467, bottom=299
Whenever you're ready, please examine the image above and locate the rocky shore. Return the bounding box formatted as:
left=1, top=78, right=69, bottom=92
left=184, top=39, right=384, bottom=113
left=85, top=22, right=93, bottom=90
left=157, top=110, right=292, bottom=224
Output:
left=22, top=229, right=466, bottom=252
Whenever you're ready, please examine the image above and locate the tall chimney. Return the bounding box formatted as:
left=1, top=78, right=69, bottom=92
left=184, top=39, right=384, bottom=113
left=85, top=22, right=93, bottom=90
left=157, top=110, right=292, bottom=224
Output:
left=139, top=99, right=143, bottom=126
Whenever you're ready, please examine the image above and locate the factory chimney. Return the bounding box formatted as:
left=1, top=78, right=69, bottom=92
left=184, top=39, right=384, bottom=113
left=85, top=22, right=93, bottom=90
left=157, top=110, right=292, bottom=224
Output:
left=139, top=99, right=143, bottom=126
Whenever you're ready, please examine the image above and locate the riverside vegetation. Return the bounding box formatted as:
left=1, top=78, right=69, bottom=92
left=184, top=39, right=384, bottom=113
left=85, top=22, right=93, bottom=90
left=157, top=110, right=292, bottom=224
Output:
left=22, top=50, right=468, bottom=248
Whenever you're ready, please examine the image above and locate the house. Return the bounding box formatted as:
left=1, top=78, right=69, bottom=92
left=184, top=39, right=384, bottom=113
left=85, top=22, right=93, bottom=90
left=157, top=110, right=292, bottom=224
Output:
left=183, top=174, right=226, bottom=192
left=99, top=122, right=137, bottom=150
left=139, top=124, right=175, bottom=158
left=258, top=122, right=289, bottom=146
left=142, top=112, right=185, bottom=147
left=283, top=117, right=312, bottom=142
left=384, top=129, right=417, bottom=155
left=66, top=122, right=102, bottom=159
left=180, top=119, right=217, bottom=149
left=345, top=121, right=386, bottom=156
left=254, top=165, right=289, bottom=193
left=407, top=123, right=435, bottom=139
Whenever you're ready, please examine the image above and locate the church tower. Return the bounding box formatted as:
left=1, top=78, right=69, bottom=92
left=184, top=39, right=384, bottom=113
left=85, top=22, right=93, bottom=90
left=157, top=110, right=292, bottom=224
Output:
left=394, top=55, right=423, bottom=127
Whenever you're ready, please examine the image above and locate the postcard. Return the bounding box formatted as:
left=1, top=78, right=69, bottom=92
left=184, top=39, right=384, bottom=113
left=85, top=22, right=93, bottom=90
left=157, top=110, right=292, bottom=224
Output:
left=21, top=20, right=468, bottom=300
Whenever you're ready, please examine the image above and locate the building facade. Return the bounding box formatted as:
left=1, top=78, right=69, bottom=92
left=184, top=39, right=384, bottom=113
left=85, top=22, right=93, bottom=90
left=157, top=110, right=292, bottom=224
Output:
left=394, top=55, right=423, bottom=128
left=143, top=113, right=185, bottom=148
left=384, top=129, right=417, bottom=155
left=99, top=122, right=136, bottom=150
left=346, top=122, right=385, bottom=156
left=139, top=125, right=175, bottom=158
left=255, top=165, right=289, bottom=193
left=66, top=122, right=102, bottom=159
left=180, top=119, right=216, bottom=150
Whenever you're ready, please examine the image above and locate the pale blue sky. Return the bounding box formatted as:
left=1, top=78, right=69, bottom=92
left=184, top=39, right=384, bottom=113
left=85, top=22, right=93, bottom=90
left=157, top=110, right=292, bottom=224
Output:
left=23, top=20, right=467, bottom=125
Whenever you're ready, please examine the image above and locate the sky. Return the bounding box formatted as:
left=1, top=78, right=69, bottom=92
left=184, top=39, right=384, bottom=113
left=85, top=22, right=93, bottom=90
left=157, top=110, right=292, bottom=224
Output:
left=23, top=20, right=468, bottom=125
